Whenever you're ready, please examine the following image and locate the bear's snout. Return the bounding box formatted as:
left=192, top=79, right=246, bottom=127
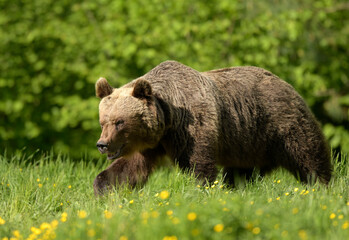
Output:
left=96, top=141, right=108, bottom=154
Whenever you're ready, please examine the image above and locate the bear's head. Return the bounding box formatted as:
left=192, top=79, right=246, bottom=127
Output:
left=95, top=78, right=164, bottom=160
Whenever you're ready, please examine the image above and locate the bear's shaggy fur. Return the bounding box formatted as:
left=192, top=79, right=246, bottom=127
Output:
left=93, top=61, right=332, bottom=195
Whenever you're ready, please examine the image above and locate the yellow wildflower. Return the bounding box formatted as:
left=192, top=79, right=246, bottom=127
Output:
left=196, top=185, right=201, bottom=188
left=163, top=236, right=177, bottom=240
left=87, top=229, right=96, bottom=237
left=13, top=230, right=21, bottom=238
left=166, top=210, right=173, bottom=216
left=285, top=192, right=289, bottom=196
left=187, top=212, right=197, bottom=221
left=51, top=220, right=59, bottom=228
left=338, top=215, right=344, bottom=220
left=104, top=210, right=112, bottom=219
left=38, top=183, right=43, bottom=188
left=252, top=227, right=261, bottom=234
left=172, top=217, right=180, bottom=224
left=277, top=180, right=281, bottom=183
left=61, top=212, right=67, bottom=222
left=129, top=200, right=134, bottom=204
left=294, top=188, right=299, bottom=192
left=214, top=224, right=224, bottom=232
left=276, top=197, right=280, bottom=201
left=28, top=233, right=37, bottom=240
left=78, top=210, right=87, bottom=219
left=342, top=221, right=349, bottom=229
left=292, top=208, right=299, bottom=214
left=37, top=178, right=40, bottom=182
left=245, top=222, right=253, bottom=230
left=0, top=217, right=5, bottom=225
left=159, top=190, right=169, bottom=200
left=40, top=222, right=51, bottom=230
left=68, top=185, right=72, bottom=189
left=151, top=211, right=159, bottom=218
left=330, top=213, right=336, bottom=219
left=31, top=227, right=41, bottom=235
left=298, top=230, right=307, bottom=240
left=214, top=180, right=219, bottom=184
left=120, top=236, right=128, bottom=240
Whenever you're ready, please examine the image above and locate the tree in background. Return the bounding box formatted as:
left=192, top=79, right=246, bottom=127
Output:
left=0, top=0, right=348, bottom=159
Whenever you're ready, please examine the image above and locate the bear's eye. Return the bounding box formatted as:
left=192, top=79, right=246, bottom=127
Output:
left=115, top=120, right=124, bottom=130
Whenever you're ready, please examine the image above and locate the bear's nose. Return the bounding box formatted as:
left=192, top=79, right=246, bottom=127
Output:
left=96, top=141, right=108, bottom=154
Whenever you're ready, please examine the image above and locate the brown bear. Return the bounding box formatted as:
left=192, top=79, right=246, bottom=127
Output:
left=93, top=60, right=332, bottom=195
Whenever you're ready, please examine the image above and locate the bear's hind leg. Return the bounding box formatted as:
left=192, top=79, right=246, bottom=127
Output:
left=223, top=167, right=254, bottom=187
left=191, top=161, right=218, bottom=186
left=277, top=127, right=332, bottom=184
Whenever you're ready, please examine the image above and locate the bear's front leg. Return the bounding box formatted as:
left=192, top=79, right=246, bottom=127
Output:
left=93, top=152, right=151, bottom=196
left=187, top=143, right=218, bottom=185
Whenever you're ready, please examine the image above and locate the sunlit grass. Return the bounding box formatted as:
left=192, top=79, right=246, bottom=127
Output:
left=0, top=152, right=348, bottom=240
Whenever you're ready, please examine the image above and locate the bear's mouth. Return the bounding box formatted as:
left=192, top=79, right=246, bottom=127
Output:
left=107, top=145, right=124, bottom=160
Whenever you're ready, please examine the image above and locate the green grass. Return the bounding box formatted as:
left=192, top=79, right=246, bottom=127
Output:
left=0, top=151, right=348, bottom=240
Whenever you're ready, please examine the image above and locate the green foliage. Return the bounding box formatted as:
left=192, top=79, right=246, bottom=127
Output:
left=0, top=0, right=348, bottom=157
left=0, top=152, right=348, bottom=239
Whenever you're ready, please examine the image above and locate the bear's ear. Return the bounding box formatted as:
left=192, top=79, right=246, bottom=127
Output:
left=132, top=79, right=152, bottom=99
left=96, top=77, right=114, bottom=99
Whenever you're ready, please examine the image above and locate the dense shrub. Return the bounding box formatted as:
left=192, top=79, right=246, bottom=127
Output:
left=0, top=0, right=348, bottom=158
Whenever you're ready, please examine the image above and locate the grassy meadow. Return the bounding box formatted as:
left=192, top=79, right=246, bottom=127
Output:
left=0, top=151, right=348, bottom=240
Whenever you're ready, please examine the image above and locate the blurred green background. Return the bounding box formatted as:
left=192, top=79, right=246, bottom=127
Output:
left=0, top=0, right=348, bottom=159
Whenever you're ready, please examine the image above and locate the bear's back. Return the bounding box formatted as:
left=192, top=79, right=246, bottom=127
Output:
left=140, top=61, right=219, bottom=108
